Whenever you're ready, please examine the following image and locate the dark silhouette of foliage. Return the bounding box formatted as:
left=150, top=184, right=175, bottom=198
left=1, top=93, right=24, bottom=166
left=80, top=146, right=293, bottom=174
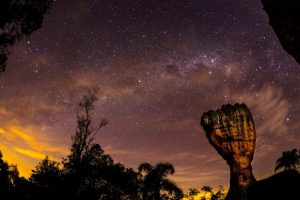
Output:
left=0, top=90, right=185, bottom=200
left=62, top=89, right=112, bottom=199
left=138, top=162, right=183, bottom=200
left=61, top=89, right=140, bottom=200
left=64, top=88, right=108, bottom=174
left=275, top=148, right=300, bottom=172
left=30, top=156, right=61, bottom=186
left=0, top=151, right=30, bottom=200
left=184, top=188, right=200, bottom=200
left=10, top=176, right=31, bottom=200
left=210, top=186, right=225, bottom=200
left=0, top=0, right=53, bottom=72
left=200, top=185, right=212, bottom=200
left=29, top=156, right=62, bottom=200
left=185, top=186, right=225, bottom=200
left=0, top=151, right=11, bottom=197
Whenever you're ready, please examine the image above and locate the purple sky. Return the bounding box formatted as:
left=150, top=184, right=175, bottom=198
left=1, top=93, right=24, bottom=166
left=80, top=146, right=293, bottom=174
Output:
left=0, top=0, right=299, bottom=191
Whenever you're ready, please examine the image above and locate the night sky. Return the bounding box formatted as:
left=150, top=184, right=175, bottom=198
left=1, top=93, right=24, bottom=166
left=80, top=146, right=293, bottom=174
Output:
left=0, top=0, right=299, bottom=191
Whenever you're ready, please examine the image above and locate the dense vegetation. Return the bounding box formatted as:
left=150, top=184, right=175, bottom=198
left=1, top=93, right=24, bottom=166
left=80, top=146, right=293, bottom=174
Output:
left=0, top=0, right=53, bottom=72
left=0, top=90, right=184, bottom=200
left=0, top=90, right=299, bottom=200
left=0, top=90, right=300, bottom=200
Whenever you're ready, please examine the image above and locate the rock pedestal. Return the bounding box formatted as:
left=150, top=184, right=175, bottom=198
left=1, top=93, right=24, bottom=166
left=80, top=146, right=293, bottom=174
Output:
left=201, top=103, right=256, bottom=200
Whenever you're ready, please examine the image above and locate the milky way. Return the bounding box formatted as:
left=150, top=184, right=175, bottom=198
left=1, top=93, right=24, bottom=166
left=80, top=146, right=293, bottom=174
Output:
left=0, top=0, right=299, bottom=190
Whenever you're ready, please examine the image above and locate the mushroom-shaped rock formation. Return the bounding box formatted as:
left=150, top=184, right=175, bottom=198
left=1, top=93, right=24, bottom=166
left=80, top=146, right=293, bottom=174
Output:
left=262, top=0, right=300, bottom=65
left=200, top=103, right=256, bottom=200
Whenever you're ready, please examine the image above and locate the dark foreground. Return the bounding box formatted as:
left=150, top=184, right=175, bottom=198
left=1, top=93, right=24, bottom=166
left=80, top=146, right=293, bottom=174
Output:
left=247, top=170, right=300, bottom=200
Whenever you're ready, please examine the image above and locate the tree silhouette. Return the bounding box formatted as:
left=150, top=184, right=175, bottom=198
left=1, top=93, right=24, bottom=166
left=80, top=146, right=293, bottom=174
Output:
left=0, top=150, right=10, bottom=197
left=0, top=150, right=29, bottom=200
left=185, top=186, right=225, bottom=200
left=61, top=89, right=141, bottom=200
left=210, top=186, right=225, bottom=200
left=138, top=162, right=183, bottom=200
left=65, top=88, right=108, bottom=173
left=62, top=88, right=111, bottom=199
left=201, top=185, right=212, bottom=200
left=98, top=163, right=141, bottom=200
left=185, top=188, right=200, bottom=200
left=0, top=0, right=53, bottom=72
left=275, top=149, right=300, bottom=172
left=0, top=90, right=186, bottom=200
left=30, top=156, right=61, bottom=186
left=29, top=156, right=62, bottom=200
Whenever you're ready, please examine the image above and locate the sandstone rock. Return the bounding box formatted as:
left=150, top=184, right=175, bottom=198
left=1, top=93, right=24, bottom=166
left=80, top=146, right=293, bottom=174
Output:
left=201, top=103, right=256, bottom=200
left=262, top=0, right=300, bottom=65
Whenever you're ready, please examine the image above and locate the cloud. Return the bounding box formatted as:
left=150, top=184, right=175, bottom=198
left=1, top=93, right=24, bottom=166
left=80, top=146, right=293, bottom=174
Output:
left=10, top=126, right=35, bottom=144
left=231, top=84, right=289, bottom=138
left=14, top=147, right=48, bottom=160
left=0, top=41, right=297, bottom=191
left=230, top=84, right=291, bottom=174
left=0, top=120, right=67, bottom=176
left=172, top=165, right=229, bottom=190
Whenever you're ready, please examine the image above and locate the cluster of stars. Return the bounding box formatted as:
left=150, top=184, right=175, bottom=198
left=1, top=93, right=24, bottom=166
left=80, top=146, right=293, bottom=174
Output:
left=0, top=0, right=299, bottom=191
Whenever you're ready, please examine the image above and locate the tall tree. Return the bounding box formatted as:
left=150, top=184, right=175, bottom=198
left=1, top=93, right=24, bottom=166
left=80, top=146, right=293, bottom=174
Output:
left=0, top=0, right=53, bottom=72
left=275, top=149, right=300, bottom=172
left=138, top=162, right=183, bottom=200
left=26, top=89, right=140, bottom=200
left=62, top=89, right=142, bottom=200
left=63, top=88, right=109, bottom=199
left=65, top=88, right=108, bottom=172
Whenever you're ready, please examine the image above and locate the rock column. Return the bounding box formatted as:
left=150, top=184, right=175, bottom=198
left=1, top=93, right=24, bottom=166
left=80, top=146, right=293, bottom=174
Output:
left=201, top=103, right=256, bottom=200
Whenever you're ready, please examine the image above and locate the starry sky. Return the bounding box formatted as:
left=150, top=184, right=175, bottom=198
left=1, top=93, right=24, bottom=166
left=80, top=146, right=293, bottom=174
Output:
left=0, top=0, right=299, bottom=191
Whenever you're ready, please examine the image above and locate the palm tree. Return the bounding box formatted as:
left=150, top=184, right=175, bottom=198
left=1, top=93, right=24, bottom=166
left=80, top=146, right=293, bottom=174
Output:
left=210, top=186, right=225, bottom=200
left=275, top=149, right=299, bottom=172
left=201, top=185, right=212, bottom=200
left=138, top=162, right=183, bottom=200
left=185, top=188, right=200, bottom=200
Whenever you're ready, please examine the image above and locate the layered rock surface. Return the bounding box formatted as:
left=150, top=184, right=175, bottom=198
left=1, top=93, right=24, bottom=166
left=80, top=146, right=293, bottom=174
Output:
left=262, top=0, right=300, bottom=65
left=201, top=103, right=256, bottom=200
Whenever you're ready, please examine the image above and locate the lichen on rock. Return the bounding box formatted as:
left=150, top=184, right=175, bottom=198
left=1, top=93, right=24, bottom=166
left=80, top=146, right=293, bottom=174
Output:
left=201, top=103, right=256, bottom=200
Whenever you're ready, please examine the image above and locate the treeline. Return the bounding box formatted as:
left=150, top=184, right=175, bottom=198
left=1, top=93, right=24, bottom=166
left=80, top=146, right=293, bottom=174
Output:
left=184, top=186, right=225, bottom=200
left=0, top=90, right=299, bottom=200
left=0, top=90, right=183, bottom=200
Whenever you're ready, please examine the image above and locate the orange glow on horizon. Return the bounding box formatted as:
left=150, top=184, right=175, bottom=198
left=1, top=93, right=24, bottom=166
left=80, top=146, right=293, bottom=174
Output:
left=0, top=122, right=67, bottom=178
